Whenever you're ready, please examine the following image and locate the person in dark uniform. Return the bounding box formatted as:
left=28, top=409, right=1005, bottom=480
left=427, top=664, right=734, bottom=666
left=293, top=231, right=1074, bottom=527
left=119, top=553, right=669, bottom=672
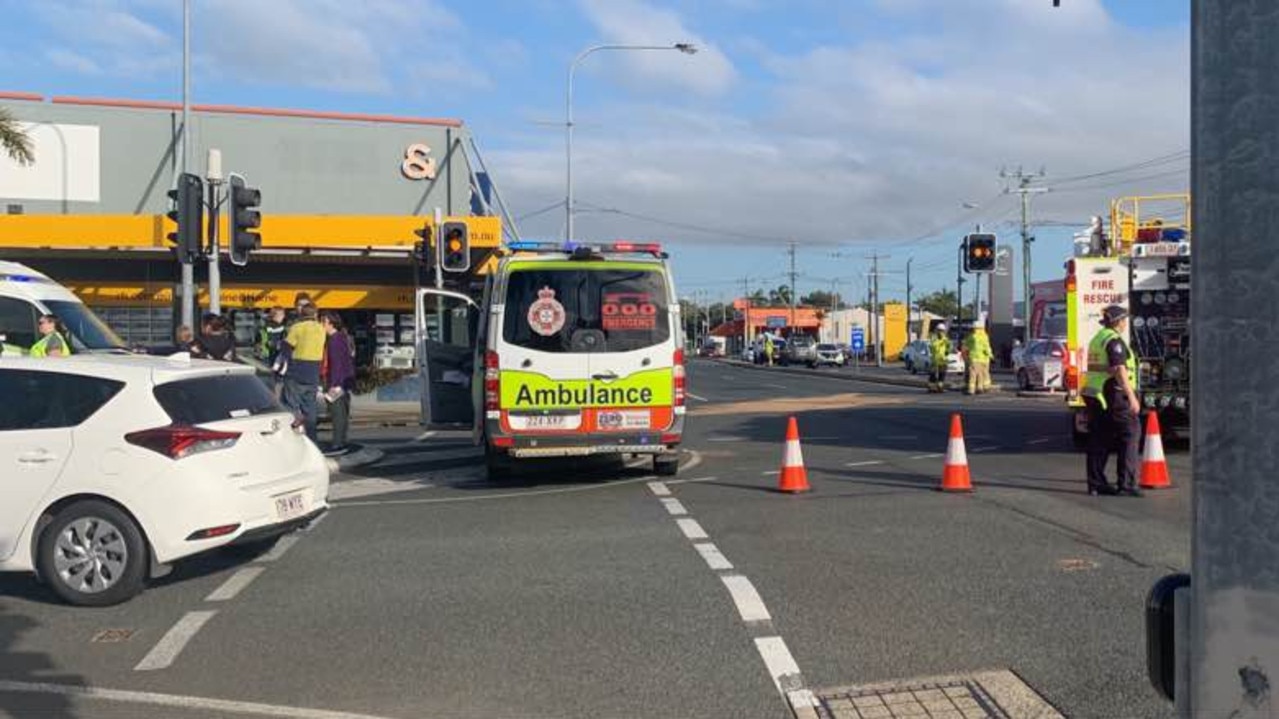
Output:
left=1082, top=304, right=1142, bottom=497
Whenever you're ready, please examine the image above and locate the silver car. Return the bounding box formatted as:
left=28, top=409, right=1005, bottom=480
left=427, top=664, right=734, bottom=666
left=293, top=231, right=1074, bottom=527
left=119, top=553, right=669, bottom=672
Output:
left=1015, top=339, right=1068, bottom=390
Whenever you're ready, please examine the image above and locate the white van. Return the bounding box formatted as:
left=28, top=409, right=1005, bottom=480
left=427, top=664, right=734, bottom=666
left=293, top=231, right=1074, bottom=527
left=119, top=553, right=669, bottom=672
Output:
left=0, top=261, right=129, bottom=356
left=417, top=241, right=685, bottom=479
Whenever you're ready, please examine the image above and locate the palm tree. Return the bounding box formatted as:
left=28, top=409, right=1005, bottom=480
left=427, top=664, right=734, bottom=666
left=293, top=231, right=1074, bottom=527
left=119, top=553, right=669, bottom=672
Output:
left=0, top=108, right=34, bottom=166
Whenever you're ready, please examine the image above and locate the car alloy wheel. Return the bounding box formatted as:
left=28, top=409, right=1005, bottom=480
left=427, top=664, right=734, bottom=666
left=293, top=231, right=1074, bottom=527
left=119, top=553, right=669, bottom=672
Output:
left=38, top=500, right=148, bottom=606
left=54, top=517, right=129, bottom=595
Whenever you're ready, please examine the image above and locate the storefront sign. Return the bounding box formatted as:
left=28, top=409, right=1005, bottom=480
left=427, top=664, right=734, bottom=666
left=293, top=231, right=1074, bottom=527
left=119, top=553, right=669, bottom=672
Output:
left=400, top=143, right=437, bottom=180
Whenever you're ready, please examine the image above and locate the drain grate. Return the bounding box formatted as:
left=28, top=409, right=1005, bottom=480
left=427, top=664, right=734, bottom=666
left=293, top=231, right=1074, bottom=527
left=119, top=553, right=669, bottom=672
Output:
left=817, top=678, right=1010, bottom=719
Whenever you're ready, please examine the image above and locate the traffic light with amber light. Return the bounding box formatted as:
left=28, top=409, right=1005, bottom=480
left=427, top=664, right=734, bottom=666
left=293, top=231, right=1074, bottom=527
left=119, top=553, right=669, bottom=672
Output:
left=228, top=175, right=262, bottom=266
left=440, top=221, right=470, bottom=273
left=964, top=233, right=997, bottom=273
left=166, top=172, right=204, bottom=264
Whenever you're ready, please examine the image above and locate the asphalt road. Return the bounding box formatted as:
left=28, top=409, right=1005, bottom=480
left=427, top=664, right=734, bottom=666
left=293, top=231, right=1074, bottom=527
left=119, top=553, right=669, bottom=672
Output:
left=0, top=359, right=1190, bottom=719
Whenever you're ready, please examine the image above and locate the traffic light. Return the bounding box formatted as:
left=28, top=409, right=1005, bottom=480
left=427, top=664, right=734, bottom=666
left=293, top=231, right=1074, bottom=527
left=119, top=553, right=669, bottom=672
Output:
left=440, top=221, right=470, bottom=273
left=964, top=233, right=997, bottom=273
left=166, top=172, right=204, bottom=264
left=413, top=224, right=433, bottom=267
left=228, top=175, right=262, bottom=266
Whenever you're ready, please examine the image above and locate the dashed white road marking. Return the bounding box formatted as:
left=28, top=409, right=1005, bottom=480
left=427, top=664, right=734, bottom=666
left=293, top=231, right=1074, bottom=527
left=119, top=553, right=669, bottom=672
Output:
left=707, top=436, right=746, bottom=442
left=761, top=470, right=780, bottom=476
left=258, top=534, right=301, bottom=562
left=970, top=445, right=1001, bottom=453
left=204, top=567, right=266, bottom=602
left=694, top=542, right=733, bottom=571
left=676, top=518, right=709, bottom=540
left=909, top=453, right=944, bottom=460
left=134, top=611, right=217, bottom=671
left=647, top=481, right=671, bottom=496
left=845, top=460, right=884, bottom=467
left=721, top=575, right=772, bottom=623
left=763, top=383, right=788, bottom=390
left=754, top=636, right=805, bottom=696
left=881, top=434, right=920, bottom=441
left=660, top=498, right=688, bottom=516
left=665, top=475, right=718, bottom=485
left=1027, top=437, right=1054, bottom=445
left=686, top=392, right=710, bottom=402
left=0, top=680, right=394, bottom=719
left=413, top=430, right=436, bottom=442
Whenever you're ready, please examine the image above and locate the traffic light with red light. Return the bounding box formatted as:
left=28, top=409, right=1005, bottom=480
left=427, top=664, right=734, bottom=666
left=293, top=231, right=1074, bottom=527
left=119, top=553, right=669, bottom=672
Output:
left=964, top=233, right=997, bottom=273
left=440, top=221, right=470, bottom=273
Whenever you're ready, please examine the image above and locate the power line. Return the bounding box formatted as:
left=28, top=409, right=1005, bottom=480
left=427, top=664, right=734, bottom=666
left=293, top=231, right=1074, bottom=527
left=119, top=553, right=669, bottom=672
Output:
left=1050, top=149, right=1189, bottom=186
left=576, top=200, right=781, bottom=242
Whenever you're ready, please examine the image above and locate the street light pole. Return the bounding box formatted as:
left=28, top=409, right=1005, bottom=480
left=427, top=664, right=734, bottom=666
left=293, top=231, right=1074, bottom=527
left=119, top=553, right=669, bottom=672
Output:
left=566, top=42, right=697, bottom=242
left=179, top=0, right=194, bottom=330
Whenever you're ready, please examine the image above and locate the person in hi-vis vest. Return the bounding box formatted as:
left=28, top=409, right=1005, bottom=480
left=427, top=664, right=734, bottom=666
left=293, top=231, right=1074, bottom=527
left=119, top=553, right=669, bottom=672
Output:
left=1081, top=304, right=1142, bottom=497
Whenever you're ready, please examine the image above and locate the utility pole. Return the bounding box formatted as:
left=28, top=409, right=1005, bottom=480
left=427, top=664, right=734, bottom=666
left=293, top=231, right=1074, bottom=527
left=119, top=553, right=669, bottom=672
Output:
left=864, top=252, right=892, bottom=367
left=1002, top=167, right=1049, bottom=339
left=956, top=240, right=966, bottom=326
left=972, top=222, right=982, bottom=322
left=179, top=0, right=194, bottom=330
left=787, top=241, right=797, bottom=330
left=905, top=258, right=914, bottom=340
left=741, top=276, right=751, bottom=354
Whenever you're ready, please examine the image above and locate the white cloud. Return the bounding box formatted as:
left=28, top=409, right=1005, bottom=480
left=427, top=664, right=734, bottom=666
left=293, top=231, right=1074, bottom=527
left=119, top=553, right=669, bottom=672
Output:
left=497, top=0, right=1188, bottom=252
left=29, top=0, right=175, bottom=78
left=45, top=48, right=104, bottom=76
left=577, top=0, right=737, bottom=96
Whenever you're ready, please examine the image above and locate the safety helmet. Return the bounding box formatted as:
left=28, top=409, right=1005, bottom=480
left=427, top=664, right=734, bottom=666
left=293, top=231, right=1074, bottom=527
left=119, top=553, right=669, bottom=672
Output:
left=935, top=323, right=947, bottom=332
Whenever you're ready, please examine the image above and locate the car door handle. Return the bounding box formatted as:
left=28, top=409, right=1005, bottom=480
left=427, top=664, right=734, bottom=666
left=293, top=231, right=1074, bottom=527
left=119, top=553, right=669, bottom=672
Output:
left=592, top=371, right=619, bottom=381
left=18, top=451, right=57, bottom=464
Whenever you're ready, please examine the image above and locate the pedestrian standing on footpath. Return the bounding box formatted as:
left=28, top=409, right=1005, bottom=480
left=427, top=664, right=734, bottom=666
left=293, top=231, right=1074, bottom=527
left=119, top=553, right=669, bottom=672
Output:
left=320, top=311, right=356, bottom=456
left=764, top=335, right=775, bottom=366
left=30, top=314, right=69, bottom=357
left=256, top=307, right=288, bottom=397
left=192, top=314, right=236, bottom=362
left=1082, top=304, right=1142, bottom=497
left=964, top=322, right=994, bottom=395
left=280, top=303, right=326, bottom=443
left=927, top=322, right=950, bottom=393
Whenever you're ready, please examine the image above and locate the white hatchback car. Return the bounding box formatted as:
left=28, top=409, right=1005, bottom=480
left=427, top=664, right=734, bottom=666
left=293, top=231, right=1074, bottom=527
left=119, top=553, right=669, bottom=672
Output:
left=0, top=355, right=329, bottom=606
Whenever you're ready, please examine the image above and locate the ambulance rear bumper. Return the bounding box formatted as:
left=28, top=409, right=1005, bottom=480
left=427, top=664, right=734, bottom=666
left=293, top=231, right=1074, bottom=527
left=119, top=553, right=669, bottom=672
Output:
left=486, top=414, right=684, bottom=459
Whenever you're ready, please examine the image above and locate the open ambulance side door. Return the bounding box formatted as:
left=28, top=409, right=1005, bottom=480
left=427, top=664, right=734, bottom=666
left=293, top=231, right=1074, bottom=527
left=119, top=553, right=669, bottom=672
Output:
left=416, top=288, right=480, bottom=428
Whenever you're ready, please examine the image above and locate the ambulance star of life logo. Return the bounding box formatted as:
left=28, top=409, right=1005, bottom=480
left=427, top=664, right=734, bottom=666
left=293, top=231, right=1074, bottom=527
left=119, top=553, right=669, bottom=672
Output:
left=527, top=286, right=566, bottom=337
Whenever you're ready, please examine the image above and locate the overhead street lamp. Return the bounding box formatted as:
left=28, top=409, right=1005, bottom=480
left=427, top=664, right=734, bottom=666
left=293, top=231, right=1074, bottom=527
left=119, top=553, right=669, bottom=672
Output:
left=565, top=42, right=698, bottom=242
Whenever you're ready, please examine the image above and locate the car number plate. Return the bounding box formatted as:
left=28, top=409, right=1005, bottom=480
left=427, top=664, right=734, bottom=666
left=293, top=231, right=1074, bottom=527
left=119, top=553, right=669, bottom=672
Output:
left=274, top=491, right=307, bottom=521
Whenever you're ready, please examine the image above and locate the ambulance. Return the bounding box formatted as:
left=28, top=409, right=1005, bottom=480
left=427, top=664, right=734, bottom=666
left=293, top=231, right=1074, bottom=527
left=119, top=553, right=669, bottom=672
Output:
left=416, top=241, right=686, bottom=479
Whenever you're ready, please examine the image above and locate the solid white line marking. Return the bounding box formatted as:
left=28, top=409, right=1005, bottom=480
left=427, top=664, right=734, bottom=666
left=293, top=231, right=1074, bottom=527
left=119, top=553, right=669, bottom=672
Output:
left=1027, top=437, right=1054, bottom=445
left=676, top=518, right=709, bottom=540
left=0, top=680, right=394, bottom=719
left=845, top=460, right=884, bottom=467
left=647, top=481, right=671, bottom=496
left=707, top=436, right=745, bottom=442
left=304, top=512, right=329, bottom=530
left=413, top=430, right=436, bottom=442
left=909, top=453, right=944, bottom=460
left=687, top=392, right=710, bottom=402
left=762, top=470, right=780, bottom=476
left=257, top=534, right=301, bottom=562
left=721, top=575, right=772, bottom=623
left=134, top=610, right=217, bottom=671
left=694, top=542, right=733, bottom=571
left=970, top=445, right=1001, bottom=453
left=204, top=567, right=266, bottom=602
left=660, top=498, right=688, bottom=516
left=665, top=475, right=718, bottom=485
left=763, top=383, right=787, bottom=390
left=754, top=636, right=804, bottom=695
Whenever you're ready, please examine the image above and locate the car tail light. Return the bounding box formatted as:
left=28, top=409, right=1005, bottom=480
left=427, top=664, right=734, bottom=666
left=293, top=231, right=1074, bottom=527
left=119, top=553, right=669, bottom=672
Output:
left=186, top=524, right=241, bottom=541
left=125, top=425, right=241, bottom=460
left=673, top=348, right=686, bottom=407
left=485, top=350, right=501, bottom=412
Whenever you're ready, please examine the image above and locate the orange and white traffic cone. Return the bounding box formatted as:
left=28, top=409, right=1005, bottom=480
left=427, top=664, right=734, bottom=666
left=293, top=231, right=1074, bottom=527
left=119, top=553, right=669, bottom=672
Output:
left=778, top=416, right=811, bottom=493
left=1139, top=411, right=1172, bottom=489
left=939, top=413, right=973, bottom=492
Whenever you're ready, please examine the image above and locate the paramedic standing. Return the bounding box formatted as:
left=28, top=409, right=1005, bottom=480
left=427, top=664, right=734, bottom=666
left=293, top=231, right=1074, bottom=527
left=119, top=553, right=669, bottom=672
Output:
left=1082, top=304, right=1142, bottom=497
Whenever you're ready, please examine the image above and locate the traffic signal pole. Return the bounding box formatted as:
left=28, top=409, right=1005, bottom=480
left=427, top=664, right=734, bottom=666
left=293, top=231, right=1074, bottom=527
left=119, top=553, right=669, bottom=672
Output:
left=179, top=0, right=193, bottom=330
left=205, top=150, right=223, bottom=315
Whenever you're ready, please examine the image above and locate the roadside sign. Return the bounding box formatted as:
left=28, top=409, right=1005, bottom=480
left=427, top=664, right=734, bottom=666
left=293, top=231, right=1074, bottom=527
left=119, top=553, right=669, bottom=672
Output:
left=766, top=316, right=787, bottom=328
left=851, top=327, right=865, bottom=352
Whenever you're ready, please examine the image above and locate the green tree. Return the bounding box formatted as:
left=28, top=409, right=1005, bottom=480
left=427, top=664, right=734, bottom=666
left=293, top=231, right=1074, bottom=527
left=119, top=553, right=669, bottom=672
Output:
left=916, top=289, right=973, bottom=320
left=0, top=108, right=34, bottom=166
left=768, top=285, right=792, bottom=307
left=801, top=290, right=845, bottom=310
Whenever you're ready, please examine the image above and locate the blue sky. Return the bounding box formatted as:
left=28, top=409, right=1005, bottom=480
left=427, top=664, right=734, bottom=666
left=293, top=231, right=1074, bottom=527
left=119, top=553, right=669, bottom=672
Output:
left=0, top=0, right=1190, bottom=306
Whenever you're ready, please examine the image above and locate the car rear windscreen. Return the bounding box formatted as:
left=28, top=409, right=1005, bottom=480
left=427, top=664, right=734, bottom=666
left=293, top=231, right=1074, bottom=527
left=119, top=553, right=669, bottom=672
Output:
left=502, top=267, right=670, bottom=353
left=154, top=374, right=285, bottom=424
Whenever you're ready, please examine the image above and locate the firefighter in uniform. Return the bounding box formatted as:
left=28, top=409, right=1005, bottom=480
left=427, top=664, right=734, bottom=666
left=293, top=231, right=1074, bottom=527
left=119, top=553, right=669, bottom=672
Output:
left=30, top=314, right=69, bottom=357
left=1082, top=304, right=1142, bottom=497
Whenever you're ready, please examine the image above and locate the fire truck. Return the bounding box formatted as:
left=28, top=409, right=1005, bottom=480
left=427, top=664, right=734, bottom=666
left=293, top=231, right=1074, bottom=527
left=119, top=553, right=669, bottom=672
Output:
left=1064, top=194, right=1191, bottom=444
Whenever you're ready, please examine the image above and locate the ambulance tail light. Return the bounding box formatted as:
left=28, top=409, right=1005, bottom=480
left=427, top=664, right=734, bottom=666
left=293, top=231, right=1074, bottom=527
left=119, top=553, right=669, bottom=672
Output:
left=673, top=348, right=686, bottom=407
left=485, top=351, right=501, bottom=411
